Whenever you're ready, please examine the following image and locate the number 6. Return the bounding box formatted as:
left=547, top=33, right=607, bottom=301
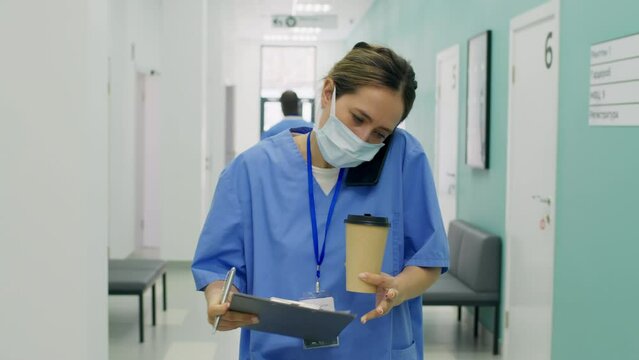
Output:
left=545, top=32, right=553, bottom=69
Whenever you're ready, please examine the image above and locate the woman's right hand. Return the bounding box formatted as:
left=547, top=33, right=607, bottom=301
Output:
left=205, top=280, right=259, bottom=331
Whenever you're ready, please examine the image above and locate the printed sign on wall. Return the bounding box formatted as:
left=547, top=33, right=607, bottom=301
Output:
left=590, top=33, right=639, bottom=126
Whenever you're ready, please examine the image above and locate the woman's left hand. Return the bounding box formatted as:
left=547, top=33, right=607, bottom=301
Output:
left=358, top=272, right=404, bottom=324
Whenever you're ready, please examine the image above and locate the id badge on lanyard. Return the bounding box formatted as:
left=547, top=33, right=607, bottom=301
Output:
left=304, top=133, right=343, bottom=350
left=300, top=290, right=339, bottom=349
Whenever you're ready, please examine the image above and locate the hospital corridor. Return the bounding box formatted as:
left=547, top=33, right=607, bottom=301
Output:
left=2, top=0, right=638, bottom=359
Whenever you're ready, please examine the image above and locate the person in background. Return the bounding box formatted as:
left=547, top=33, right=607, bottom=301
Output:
left=193, top=42, right=449, bottom=359
left=261, top=90, right=314, bottom=140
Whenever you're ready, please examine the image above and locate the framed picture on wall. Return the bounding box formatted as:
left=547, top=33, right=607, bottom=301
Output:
left=465, top=30, right=491, bottom=169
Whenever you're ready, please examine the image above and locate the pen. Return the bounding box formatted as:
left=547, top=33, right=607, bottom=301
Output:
left=212, top=267, right=236, bottom=335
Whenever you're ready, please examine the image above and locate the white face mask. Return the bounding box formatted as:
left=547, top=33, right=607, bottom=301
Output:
left=315, top=88, right=385, bottom=168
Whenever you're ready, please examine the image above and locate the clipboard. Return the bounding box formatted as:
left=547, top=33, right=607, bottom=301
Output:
left=229, top=293, right=355, bottom=341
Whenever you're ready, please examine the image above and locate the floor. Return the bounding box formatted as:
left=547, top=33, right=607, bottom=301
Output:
left=109, top=256, right=499, bottom=360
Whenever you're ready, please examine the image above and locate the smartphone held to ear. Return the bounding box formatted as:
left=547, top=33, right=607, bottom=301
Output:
left=345, top=133, right=393, bottom=186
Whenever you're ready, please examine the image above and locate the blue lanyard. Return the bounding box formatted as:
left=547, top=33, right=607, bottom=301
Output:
left=306, top=133, right=344, bottom=293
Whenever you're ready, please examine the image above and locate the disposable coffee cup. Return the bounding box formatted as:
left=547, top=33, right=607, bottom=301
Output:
left=344, top=214, right=390, bottom=293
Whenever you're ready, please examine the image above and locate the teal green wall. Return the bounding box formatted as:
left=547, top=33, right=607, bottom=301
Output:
left=349, top=0, right=639, bottom=358
left=349, top=0, right=544, bottom=239
left=347, top=0, right=546, bottom=339
left=553, top=0, right=639, bottom=358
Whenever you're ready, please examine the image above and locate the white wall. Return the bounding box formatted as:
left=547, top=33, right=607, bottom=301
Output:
left=204, top=0, right=228, bottom=214
left=108, top=0, right=136, bottom=258
left=134, top=0, right=162, bottom=72
left=233, top=40, right=263, bottom=153
left=108, top=0, right=162, bottom=258
left=107, top=0, right=226, bottom=261
left=0, top=0, right=108, bottom=358
left=142, top=75, right=162, bottom=248
left=159, top=0, right=208, bottom=260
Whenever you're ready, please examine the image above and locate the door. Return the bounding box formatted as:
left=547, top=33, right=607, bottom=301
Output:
left=135, top=72, right=161, bottom=250
left=504, top=2, right=559, bottom=358
left=435, top=45, right=460, bottom=231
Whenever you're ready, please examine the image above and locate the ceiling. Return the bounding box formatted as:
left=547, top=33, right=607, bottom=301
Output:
left=231, top=0, right=374, bottom=42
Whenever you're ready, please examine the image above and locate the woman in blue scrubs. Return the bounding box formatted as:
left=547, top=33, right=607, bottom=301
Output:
left=193, top=42, right=449, bottom=359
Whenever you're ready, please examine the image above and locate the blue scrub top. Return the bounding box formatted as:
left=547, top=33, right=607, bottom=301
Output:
left=261, top=117, right=314, bottom=140
left=193, top=128, right=449, bottom=360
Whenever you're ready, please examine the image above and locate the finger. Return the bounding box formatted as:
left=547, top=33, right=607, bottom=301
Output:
left=216, top=322, right=241, bottom=331
left=385, top=288, right=398, bottom=300
left=360, top=298, right=394, bottom=324
left=217, top=316, right=259, bottom=330
left=208, top=310, right=255, bottom=325
left=220, top=315, right=259, bottom=326
left=207, top=304, right=229, bottom=325
left=217, top=312, right=259, bottom=331
left=360, top=305, right=384, bottom=324
left=207, top=302, right=230, bottom=318
left=217, top=319, right=258, bottom=331
left=209, top=311, right=260, bottom=328
left=218, top=323, right=248, bottom=331
left=358, top=272, right=392, bottom=287
left=217, top=319, right=248, bottom=331
left=207, top=284, right=237, bottom=311
left=223, top=310, right=258, bottom=323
